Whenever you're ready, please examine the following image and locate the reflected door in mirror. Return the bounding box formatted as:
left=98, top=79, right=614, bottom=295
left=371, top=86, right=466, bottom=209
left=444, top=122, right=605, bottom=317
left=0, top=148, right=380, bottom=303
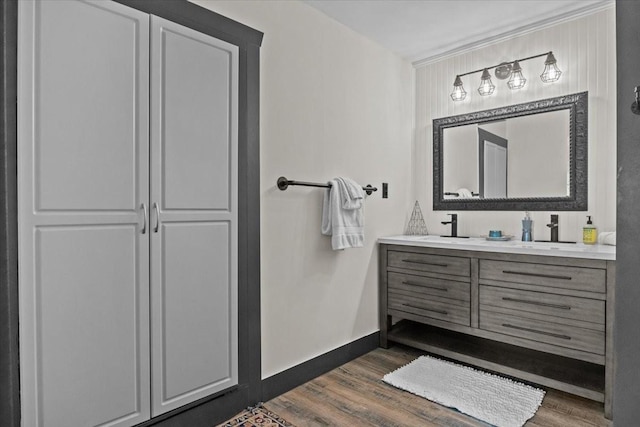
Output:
left=484, top=143, right=507, bottom=198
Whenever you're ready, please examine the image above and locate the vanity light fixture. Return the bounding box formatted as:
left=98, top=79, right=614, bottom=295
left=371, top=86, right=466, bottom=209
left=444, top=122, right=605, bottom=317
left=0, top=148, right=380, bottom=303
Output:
left=507, top=60, right=526, bottom=89
left=478, top=69, right=495, bottom=96
left=540, top=52, right=562, bottom=83
left=450, top=51, right=561, bottom=101
left=450, top=75, right=467, bottom=101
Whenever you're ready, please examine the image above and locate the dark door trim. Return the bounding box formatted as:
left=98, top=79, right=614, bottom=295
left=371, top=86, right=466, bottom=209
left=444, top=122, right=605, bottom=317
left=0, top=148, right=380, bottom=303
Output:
left=0, top=1, right=262, bottom=425
left=0, top=1, right=19, bottom=425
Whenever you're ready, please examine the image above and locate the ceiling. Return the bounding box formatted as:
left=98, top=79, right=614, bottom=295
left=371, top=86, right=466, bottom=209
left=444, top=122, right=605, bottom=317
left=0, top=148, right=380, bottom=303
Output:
left=302, top=0, right=613, bottom=64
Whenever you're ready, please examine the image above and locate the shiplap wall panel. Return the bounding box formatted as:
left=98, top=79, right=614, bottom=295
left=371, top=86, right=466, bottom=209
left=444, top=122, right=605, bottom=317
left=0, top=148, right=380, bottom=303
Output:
left=414, top=7, right=615, bottom=242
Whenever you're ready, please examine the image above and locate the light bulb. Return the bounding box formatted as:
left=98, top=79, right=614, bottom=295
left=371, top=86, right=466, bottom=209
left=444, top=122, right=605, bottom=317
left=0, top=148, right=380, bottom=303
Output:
left=478, top=69, right=495, bottom=96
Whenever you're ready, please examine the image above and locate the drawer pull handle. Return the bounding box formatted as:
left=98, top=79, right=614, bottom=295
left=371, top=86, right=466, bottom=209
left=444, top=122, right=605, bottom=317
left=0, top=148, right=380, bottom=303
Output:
left=502, top=270, right=572, bottom=281
left=402, top=281, right=448, bottom=292
left=403, top=259, right=448, bottom=268
left=502, top=323, right=572, bottom=340
left=502, top=297, right=571, bottom=310
left=403, top=304, right=448, bottom=316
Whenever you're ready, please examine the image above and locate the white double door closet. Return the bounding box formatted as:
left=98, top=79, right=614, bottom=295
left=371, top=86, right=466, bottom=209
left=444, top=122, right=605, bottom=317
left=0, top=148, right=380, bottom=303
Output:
left=18, top=1, right=238, bottom=425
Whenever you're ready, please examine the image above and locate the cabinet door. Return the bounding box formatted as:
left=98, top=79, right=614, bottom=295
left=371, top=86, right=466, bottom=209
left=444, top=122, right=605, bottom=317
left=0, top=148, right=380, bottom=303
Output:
left=18, top=1, right=151, bottom=426
left=149, top=16, right=239, bottom=416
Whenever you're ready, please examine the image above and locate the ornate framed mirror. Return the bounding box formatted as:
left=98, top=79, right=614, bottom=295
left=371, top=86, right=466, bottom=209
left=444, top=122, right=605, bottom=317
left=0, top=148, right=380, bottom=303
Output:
left=433, top=91, right=588, bottom=210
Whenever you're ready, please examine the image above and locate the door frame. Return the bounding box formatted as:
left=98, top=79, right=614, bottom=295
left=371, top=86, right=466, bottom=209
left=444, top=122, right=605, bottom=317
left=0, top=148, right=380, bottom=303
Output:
left=0, top=1, right=263, bottom=425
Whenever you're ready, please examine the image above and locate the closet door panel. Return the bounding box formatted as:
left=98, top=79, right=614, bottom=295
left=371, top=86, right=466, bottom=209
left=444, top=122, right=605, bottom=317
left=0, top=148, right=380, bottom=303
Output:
left=36, top=226, right=142, bottom=427
left=150, top=16, right=238, bottom=416
left=160, top=28, right=232, bottom=210
left=18, top=1, right=151, bottom=426
left=160, top=222, right=232, bottom=401
left=33, top=0, right=143, bottom=211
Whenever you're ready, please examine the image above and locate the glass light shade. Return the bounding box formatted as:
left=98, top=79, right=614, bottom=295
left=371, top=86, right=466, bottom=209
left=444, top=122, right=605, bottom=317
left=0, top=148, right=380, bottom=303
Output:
left=477, top=69, right=495, bottom=96
left=507, top=61, right=526, bottom=89
left=540, top=52, right=562, bottom=83
left=450, top=75, right=467, bottom=101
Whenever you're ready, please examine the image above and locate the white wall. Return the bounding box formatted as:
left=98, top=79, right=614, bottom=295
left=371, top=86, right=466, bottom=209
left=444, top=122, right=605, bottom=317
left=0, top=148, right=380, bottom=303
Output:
left=190, top=0, right=414, bottom=378
left=415, top=7, right=616, bottom=241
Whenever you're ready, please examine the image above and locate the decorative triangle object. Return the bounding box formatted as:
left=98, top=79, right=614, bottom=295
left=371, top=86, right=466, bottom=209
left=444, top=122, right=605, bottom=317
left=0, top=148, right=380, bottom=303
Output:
left=406, top=201, right=428, bottom=235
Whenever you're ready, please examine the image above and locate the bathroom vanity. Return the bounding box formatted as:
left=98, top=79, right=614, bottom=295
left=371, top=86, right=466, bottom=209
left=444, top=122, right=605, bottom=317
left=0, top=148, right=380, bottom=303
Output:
left=378, top=236, right=615, bottom=418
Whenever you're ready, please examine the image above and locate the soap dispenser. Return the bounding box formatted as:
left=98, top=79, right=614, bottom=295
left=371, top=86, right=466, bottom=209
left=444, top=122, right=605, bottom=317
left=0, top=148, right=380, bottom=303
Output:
left=583, top=216, right=597, bottom=245
left=522, top=212, right=533, bottom=242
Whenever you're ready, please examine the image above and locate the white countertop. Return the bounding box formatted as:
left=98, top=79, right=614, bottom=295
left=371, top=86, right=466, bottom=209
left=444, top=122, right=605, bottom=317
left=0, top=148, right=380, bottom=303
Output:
left=378, top=235, right=616, bottom=261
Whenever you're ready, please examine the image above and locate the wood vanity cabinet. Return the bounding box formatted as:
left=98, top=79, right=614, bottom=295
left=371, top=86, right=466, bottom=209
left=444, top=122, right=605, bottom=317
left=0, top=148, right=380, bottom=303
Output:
left=379, top=243, right=615, bottom=418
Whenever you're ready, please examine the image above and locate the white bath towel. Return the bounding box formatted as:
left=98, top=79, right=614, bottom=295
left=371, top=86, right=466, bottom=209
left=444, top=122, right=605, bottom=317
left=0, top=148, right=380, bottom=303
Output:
left=321, top=177, right=365, bottom=250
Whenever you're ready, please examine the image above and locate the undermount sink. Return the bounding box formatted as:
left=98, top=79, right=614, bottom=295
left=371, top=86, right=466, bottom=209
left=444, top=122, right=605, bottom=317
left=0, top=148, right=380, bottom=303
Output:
left=417, top=235, right=477, bottom=244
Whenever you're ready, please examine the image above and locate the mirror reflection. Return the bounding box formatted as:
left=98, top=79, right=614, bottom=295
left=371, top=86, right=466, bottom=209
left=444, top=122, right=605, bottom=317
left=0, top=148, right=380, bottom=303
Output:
left=443, top=110, right=570, bottom=199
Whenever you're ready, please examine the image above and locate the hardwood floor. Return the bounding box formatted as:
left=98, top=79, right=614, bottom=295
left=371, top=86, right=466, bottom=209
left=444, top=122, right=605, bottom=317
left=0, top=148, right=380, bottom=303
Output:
left=262, top=345, right=611, bottom=427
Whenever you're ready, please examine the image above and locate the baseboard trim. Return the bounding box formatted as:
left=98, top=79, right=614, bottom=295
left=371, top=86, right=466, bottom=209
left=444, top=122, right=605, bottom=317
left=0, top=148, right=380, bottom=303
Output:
left=261, top=332, right=380, bottom=402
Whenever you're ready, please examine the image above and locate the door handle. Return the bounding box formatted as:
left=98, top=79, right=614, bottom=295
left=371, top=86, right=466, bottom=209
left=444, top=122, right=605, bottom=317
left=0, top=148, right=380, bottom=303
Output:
left=632, top=86, right=640, bottom=115
left=141, top=203, right=147, bottom=234
left=153, top=202, right=159, bottom=233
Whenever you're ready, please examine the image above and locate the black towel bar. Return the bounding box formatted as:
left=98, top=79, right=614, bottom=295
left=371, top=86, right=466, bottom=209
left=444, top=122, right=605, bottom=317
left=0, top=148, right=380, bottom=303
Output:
left=277, top=176, right=377, bottom=196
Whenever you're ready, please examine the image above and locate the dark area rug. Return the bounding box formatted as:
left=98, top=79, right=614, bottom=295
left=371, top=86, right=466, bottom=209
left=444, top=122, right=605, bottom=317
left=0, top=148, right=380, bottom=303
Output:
left=217, top=404, right=293, bottom=427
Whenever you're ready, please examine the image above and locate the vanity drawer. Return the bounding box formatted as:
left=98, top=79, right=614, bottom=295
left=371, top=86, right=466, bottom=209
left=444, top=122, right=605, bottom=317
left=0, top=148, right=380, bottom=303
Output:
left=389, top=271, right=470, bottom=302
left=480, top=310, right=604, bottom=355
left=388, top=251, right=470, bottom=277
left=480, top=285, right=605, bottom=325
left=480, top=260, right=606, bottom=293
left=389, top=289, right=470, bottom=326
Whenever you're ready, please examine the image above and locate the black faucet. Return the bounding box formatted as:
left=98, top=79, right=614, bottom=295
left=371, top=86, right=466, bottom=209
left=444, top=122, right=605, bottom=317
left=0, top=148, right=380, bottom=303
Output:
left=546, top=214, right=559, bottom=242
left=441, top=213, right=458, bottom=237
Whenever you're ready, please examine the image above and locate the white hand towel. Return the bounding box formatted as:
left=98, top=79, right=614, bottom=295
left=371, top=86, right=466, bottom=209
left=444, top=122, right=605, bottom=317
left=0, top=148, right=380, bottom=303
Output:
left=598, top=231, right=616, bottom=246
left=321, top=178, right=365, bottom=250
left=336, top=177, right=364, bottom=209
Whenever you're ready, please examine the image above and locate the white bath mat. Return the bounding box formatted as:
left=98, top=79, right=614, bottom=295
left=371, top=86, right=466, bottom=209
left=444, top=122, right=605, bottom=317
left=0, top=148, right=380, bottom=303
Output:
left=383, top=355, right=545, bottom=427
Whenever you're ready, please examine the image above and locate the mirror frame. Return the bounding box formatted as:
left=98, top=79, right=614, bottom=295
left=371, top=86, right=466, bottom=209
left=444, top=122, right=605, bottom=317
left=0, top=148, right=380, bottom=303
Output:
left=433, top=91, right=588, bottom=211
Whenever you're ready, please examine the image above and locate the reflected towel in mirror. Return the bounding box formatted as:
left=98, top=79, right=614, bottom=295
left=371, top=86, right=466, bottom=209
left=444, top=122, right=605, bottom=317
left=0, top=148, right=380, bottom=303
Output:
left=456, top=188, right=473, bottom=198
